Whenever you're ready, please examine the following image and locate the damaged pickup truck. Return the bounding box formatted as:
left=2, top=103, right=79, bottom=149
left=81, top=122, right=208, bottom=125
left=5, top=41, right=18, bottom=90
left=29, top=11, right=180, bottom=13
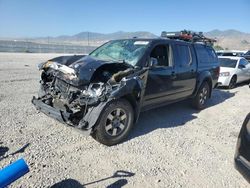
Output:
left=32, top=35, right=219, bottom=146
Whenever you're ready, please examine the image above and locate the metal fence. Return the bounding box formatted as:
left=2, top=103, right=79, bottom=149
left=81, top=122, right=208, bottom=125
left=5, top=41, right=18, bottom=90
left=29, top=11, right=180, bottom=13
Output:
left=0, top=40, right=97, bottom=54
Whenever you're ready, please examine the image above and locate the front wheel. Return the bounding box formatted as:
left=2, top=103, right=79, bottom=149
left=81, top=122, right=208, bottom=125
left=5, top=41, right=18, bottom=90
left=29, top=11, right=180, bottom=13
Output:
left=92, top=99, right=134, bottom=146
left=192, top=82, right=210, bottom=110
left=228, top=76, right=237, bottom=89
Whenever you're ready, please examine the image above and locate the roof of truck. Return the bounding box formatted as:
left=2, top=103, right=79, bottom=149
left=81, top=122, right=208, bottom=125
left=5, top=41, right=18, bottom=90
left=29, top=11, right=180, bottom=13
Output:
left=109, top=38, right=209, bottom=46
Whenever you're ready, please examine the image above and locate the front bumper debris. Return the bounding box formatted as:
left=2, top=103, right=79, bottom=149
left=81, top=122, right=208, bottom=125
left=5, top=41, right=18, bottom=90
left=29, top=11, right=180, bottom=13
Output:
left=31, top=96, right=92, bottom=135
left=32, top=96, right=71, bottom=124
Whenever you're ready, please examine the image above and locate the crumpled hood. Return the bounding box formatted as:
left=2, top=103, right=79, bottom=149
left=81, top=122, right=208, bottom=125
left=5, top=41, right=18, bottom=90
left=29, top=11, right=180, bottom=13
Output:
left=70, top=55, right=113, bottom=79
left=54, top=55, right=129, bottom=87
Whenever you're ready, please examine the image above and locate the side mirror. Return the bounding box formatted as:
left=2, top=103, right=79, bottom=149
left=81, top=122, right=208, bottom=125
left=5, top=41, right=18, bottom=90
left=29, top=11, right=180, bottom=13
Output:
left=149, top=57, right=158, bottom=67
left=239, top=64, right=246, bottom=69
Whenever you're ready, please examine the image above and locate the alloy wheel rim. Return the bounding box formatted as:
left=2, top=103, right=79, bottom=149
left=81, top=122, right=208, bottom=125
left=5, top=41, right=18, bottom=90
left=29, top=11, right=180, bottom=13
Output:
left=199, top=87, right=208, bottom=105
left=105, top=108, right=127, bottom=136
left=229, top=78, right=236, bottom=88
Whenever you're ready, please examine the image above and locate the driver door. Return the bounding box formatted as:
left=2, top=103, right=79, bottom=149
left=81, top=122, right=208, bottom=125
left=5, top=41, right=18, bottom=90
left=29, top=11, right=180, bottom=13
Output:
left=142, top=42, right=178, bottom=109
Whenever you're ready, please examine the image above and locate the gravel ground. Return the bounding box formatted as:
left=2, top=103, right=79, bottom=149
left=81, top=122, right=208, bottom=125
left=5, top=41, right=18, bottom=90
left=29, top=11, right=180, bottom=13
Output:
left=0, top=52, right=249, bottom=188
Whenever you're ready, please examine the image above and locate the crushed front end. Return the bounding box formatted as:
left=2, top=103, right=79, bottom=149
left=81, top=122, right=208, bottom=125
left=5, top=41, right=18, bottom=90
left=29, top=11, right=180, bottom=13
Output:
left=32, top=55, right=145, bottom=134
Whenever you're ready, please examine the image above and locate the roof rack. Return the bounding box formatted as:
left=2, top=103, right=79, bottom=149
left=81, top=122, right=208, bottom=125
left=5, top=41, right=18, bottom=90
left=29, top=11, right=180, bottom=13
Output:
left=161, top=30, right=216, bottom=46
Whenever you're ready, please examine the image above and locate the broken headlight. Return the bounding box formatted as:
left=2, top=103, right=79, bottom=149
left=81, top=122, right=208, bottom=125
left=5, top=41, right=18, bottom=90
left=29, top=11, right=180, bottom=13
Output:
left=78, top=83, right=111, bottom=105
left=82, top=83, right=106, bottom=98
left=37, top=61, right=55, bottom=70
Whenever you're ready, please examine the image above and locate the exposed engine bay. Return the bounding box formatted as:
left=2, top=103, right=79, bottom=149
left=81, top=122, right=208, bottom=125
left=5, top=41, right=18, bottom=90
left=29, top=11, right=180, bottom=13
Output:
left=32, top=55, right=145, bottom=133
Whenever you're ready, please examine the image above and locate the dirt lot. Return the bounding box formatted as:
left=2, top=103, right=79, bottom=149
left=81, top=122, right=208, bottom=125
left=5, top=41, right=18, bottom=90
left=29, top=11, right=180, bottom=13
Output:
left=0, top=52, right=249, bottom=188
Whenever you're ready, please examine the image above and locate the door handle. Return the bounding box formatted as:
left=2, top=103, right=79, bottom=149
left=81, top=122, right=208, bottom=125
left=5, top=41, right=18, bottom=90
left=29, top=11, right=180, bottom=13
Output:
left=171, top=71, right=177, bottom=79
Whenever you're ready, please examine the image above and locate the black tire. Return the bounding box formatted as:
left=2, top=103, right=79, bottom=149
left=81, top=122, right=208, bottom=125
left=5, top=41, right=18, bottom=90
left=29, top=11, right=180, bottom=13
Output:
left=228, top=75, right=237, bottom=89
left=192, top=82, right=210, bottom=110
left=92, top=99, right=134, bottom=146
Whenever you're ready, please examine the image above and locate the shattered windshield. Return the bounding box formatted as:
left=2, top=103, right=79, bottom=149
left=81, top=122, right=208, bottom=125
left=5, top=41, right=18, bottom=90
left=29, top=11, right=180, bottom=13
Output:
left=89, top=40, right=150, bottom=66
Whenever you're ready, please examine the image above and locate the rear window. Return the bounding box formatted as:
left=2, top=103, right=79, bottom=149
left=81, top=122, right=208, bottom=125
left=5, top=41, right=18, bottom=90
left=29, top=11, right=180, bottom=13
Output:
left=195, top=45, right=217, bottom=64
left=175, top=45, right=192, bottom=66
left=219, top=58, right=237, bottom=68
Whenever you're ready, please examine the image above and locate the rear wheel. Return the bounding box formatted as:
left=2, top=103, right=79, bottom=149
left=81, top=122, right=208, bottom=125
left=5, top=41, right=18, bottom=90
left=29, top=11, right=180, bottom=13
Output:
left=92, top=99, right=134, bottom=146
left=228, top=75, right=237, bottom=89
left=192, top=82, right=210, bottom=110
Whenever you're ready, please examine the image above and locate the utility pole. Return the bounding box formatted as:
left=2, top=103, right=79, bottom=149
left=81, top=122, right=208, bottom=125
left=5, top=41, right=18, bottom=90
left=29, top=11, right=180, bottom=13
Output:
left=88, top=32, right=89, bottom=47
left=47, top=36, right=50, bottom=53
left=26, top=38, right=28, bottom=52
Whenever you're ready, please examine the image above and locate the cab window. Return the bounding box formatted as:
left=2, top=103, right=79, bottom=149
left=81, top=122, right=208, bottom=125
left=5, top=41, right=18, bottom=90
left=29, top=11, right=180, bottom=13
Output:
left=149, top=44, right=173, bottom=67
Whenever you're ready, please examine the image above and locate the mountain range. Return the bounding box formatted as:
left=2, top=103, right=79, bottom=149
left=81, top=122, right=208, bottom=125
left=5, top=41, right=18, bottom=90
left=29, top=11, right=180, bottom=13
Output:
left=205, top=29, right=250, bottom=50
left=56, top=31, right=157, bottom=41
left=47, top=29, right=250, bottom=50
left=2, top=29, right=250, bottom=50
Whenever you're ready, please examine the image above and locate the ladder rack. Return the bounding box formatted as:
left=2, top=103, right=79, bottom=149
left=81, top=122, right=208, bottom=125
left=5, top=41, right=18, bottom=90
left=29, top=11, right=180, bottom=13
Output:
left=161, top=30, right=217, bottom=45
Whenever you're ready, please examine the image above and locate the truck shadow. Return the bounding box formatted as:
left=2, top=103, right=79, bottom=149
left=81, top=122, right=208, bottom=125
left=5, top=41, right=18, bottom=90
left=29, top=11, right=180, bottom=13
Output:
left=51, top=179, right=128, bottom=188
left=50, top=170, right=135, bottom=188
left=129, top=89, right=236, bottom=140
left=50, top=179, right=83, bottom=188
